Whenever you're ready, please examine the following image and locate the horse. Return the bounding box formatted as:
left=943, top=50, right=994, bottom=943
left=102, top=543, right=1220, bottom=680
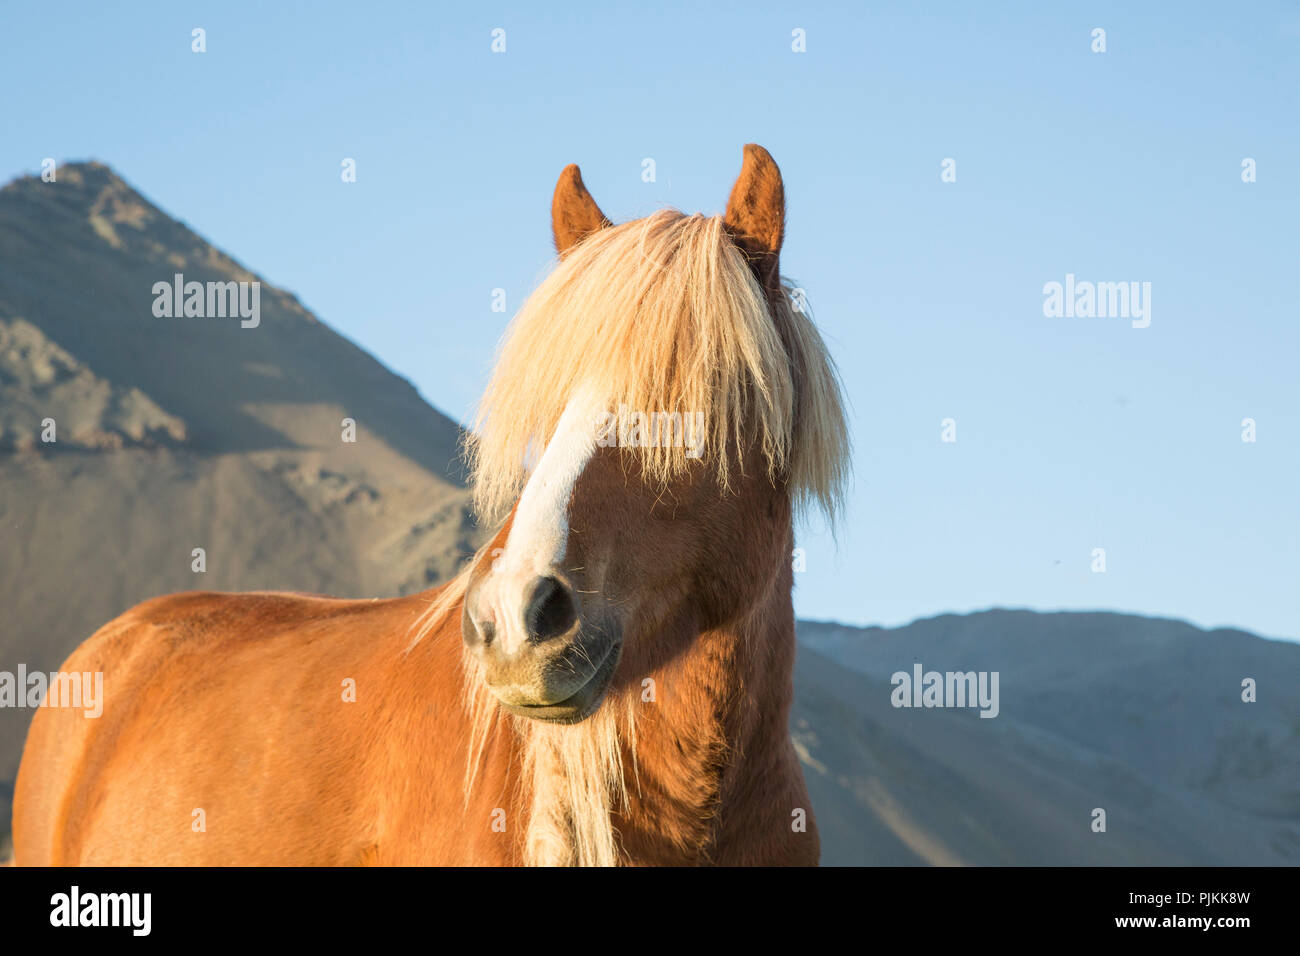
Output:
left=11, top=144, right=849, bottom=866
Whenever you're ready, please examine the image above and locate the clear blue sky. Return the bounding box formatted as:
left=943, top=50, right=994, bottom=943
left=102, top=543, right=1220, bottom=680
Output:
left=3, top=2, right=1297, bottom=639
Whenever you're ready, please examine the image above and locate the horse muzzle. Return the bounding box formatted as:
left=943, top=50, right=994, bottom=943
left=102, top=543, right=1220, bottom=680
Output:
left=463, top=573, right=620, bottom=723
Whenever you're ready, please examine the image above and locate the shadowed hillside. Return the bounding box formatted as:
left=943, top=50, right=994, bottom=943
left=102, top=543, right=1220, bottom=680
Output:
left=794, top=611, right=1300, bottom=865
left=0, top=163, right=485, bottom=842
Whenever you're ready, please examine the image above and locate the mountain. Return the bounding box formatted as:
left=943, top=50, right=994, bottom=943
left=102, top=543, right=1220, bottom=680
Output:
left=794, top=610, right=1300, bottom=864
left=0, top=163, right=484, bottom=844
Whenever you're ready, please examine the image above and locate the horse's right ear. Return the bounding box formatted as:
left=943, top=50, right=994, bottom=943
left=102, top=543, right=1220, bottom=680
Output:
left=552, top=164, right=611, bottom=257
left=723, top=144, right=785, bottom=293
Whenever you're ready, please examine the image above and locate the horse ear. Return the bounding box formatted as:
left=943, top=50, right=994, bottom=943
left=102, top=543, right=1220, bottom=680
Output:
left=552, top=164, right=611, bottom=257
left=723, top=144, right=785, bottom=291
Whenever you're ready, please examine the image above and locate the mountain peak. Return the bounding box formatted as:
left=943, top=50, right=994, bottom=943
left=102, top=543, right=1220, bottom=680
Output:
left=3, top=159, right=122, bottom=192
left=1, top=159, right=254, bottom=281
left=4, top=159, right=151, bottom=219
left=0, top=157, right=468, bottom=474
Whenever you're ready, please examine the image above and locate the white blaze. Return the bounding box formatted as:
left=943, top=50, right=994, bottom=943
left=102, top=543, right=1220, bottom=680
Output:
left=482, top=389, right=601, bottom=653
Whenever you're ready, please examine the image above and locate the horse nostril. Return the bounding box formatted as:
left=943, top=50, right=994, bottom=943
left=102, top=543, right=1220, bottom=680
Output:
left=524, top=576, right=577, bottom=644
left=463, top=610, right=495, bottom=651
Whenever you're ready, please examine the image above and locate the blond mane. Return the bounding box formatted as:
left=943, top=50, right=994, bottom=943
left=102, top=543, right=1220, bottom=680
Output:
left=469, top=209, right=849, bottom=524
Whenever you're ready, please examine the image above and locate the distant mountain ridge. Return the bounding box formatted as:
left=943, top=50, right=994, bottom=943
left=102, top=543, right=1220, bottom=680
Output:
left=793, top=609, right=1300, bottom=865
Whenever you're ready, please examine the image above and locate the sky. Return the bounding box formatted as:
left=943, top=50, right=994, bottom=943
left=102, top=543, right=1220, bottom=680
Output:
left=2, top=1, right=1297, bottom=639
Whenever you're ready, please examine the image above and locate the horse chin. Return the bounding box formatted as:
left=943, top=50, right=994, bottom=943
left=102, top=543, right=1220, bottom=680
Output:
left=497, top=639, right=622, bottom=725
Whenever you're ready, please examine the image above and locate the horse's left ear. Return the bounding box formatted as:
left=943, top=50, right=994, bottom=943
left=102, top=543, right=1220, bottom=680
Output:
left=552, top=164, right=612, bottom=257
left=723, top=143, right=785, bottom=292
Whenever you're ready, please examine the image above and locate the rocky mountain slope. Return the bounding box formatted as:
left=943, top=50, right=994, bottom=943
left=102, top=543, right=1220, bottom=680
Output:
left=0, top=163, right=482, bottom=841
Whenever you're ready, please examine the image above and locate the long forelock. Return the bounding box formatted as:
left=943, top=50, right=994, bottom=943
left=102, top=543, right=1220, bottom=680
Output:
left=468, top=208, right=849, bottom=525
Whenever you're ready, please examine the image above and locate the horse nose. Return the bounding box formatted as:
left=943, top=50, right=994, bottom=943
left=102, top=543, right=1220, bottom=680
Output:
left=523, top=575, right=577, bottom=644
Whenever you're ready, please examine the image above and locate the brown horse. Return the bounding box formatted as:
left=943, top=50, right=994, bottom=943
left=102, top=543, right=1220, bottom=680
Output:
left=12, top=144, right=849, bottom=866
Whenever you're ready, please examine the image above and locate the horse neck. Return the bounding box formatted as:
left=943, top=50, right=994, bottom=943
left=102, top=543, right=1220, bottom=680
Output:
left=614, top=526, right=800, bottom=864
